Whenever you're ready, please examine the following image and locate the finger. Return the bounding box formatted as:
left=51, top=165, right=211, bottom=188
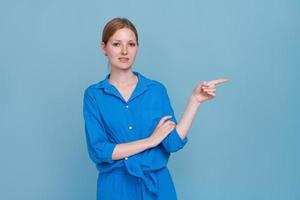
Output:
left=162, top=125, right=175, bottom=137
left=203, top=88, right=216, bottom=93
left=201, top=84, right=215, bottom=91
left=207, top=92, right=216, bottom=96
left=161, top=122, right=175, bottom=134
left=201, top=82, right=210, bottom=88
left=201, top=81, right=212, bottom=86
left=167, top=125, right=176, bottom=133
left=167, top=123, right=176, bottom=130
left=200, top=84, right=211, bottom=93
left=208, top=78, right=229, bottom=85
left=165, top=120, right=176, bottom=126
left=201, top=83, right=216, bottom=89
left=162, top=120, right=176, bottom=128
left=158, top=116, right=172, bottom=126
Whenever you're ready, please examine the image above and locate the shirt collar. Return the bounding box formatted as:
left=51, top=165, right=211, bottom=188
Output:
left=95, top=71, right=156, bottom=102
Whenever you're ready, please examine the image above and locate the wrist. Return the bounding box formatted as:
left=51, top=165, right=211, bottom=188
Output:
left=190, top=95, right=202, bottom=106
left=145, top=137, right=155, bottom=149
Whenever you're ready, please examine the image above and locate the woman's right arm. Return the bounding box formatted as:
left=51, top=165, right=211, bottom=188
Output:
left=112, top=116, right=175, bottom=160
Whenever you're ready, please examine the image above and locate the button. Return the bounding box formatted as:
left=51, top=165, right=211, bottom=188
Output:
left=128, top=126, right=133, bottom=130
left=125, top=105, right=129, bottom=108
left=125, top=157, right=128, bottom=160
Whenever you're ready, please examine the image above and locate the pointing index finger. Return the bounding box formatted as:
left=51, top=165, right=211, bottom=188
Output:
left=209, top=78, right=229, bottom=85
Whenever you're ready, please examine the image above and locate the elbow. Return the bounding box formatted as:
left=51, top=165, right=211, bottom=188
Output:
left=163, top=145, right=185, bottom=153
left=88, top=142, right=117, bottom=164
left=161, top=129, right=188, bottom=153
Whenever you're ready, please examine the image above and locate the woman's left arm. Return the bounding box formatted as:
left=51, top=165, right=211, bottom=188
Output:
left=176, top=78, right=229, bottom=140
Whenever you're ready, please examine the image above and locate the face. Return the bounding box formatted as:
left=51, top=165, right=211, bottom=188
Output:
left=101, top=28, right=138, bottom=71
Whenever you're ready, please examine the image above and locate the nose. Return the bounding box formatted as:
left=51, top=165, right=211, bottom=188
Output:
left=121, top=45, right=128, bottom=55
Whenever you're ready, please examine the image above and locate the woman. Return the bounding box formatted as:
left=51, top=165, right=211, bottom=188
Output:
left=83, top=17, right=228, bottom=200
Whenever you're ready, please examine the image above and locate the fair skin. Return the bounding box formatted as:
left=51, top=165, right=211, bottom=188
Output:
left=101, top=28, right=229, bottom=160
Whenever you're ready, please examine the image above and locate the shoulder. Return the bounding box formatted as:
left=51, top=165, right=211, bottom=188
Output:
left=84, top=82, right=101, bottom=91
left=141, top=73, right=168, bottom=93
left=83, top=81, right=103, bottom=98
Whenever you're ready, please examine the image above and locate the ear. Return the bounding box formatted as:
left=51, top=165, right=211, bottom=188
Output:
left=101, top=42, right=107, bottom=56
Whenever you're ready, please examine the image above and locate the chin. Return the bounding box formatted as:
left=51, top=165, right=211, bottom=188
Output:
left=114, top=64, right=133, bottom=70
left=112, top=62, right=133, bottom=69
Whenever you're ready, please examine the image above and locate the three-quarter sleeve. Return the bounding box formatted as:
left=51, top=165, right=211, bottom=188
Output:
left=83, top=89, right=117, bottom=164
left=160, top=85, right=188, bottom=153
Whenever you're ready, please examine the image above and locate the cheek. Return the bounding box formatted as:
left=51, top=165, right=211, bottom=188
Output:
left=108, top=50, right=120, bottom=57
left=106, top=46, right=119, bottom=57
left=130, top=48, right=138, bottom=57
left=134, top=46, right=138, bottom=53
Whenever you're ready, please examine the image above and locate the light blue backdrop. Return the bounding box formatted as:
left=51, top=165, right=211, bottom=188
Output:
left=1, top=0, right=299, bottom=199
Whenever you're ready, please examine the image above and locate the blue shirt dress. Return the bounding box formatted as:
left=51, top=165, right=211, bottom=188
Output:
left=83, top=71, right=188, bottom=200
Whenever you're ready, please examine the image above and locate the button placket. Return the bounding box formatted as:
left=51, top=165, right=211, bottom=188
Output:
left=125, top=103, right=133, bottom=131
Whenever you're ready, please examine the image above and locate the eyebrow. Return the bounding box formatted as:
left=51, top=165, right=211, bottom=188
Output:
left=113, top=40, right=136, bottom=42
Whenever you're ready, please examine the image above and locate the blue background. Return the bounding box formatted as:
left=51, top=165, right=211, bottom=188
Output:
left=1, top=0, right=299, bottom=199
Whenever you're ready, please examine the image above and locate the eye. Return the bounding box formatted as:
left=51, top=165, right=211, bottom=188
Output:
left=129, top=42, right=136, bottom=47
left=112, top=42, right=120, bottom=47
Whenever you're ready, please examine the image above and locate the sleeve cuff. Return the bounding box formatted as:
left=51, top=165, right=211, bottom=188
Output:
left=103, top=142, right=117, bottom=163
left=171, top=127, right=188, bottom=147
left=162, top=127, right=188, bottom=153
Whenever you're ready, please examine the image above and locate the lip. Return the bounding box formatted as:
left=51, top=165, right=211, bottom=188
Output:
left=119, top=57, right=130, bottom=63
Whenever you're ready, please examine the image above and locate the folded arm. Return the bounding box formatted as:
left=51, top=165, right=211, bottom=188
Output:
left=84, top=89, right=155, bottom=163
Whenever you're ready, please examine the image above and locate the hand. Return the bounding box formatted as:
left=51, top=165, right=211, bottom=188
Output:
left=147, top=115, right=176, bottom=148
left=191, top=78, right=229, bottom=103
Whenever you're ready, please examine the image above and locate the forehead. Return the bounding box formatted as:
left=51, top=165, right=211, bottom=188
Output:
left=110, top=28, right=137, bottom=41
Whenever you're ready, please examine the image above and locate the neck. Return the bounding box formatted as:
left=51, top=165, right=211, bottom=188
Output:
left=108, top=68, right=137, bottom=87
